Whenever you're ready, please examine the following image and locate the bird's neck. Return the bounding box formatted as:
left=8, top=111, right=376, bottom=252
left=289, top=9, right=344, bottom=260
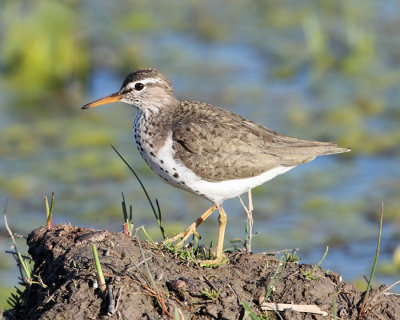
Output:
left=133, top=105, right=175, bottom=155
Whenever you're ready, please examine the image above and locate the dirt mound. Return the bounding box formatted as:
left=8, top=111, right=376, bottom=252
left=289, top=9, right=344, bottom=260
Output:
left=4, top=224, right=400, bottom=319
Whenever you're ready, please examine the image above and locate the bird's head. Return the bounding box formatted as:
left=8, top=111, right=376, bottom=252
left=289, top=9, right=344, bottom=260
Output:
left=82, top=68, right=177, bottom=112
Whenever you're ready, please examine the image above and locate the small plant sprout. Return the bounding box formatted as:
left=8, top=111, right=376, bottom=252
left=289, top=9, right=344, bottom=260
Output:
left=4, top=213, right=33, bottom=285
left=163, top=238, right=198, bottom=264
left=44, top=192, right=55, bottom=229
left=202, top=288, right=221, bottom=301
left=316, top=246, right=329, bottom=268
left=284, top=249, right=300, bottom=263
left=112, top=145, right=166, bottom=240
left=303, top=246, right=329, bottom=281
left=263, top=256, right=286, bottom=303
left=121, top=193, right=134, bottom=236
left=242, top=301, right=270, bottom=320
left=174, top=308, right=180, bottom=320
left=92, top=244, right=106, bottom=292
left=250, top=257, right=287, bottom=318
left=135, top=233, right=174, bottom=318
left=359, top=203, right=384, bottom=317
left=230, top=237, right=245, bottom=251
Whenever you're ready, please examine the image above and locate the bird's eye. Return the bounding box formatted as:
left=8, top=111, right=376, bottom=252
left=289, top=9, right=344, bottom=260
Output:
left=134, top=83, right=144, bottom=91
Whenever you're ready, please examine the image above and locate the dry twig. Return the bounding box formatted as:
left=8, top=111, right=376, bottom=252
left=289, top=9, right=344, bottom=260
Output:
left=259, top=301, right=328, bottom=316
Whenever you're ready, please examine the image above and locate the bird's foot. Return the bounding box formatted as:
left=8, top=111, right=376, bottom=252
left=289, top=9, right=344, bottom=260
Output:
left=165, top=222, right=200, bottom=247
left=199, top=254, right=228, bottom=268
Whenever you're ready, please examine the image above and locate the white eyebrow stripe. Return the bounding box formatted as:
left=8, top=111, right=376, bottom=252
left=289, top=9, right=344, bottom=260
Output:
left=126, top=77, right=164, bottom=90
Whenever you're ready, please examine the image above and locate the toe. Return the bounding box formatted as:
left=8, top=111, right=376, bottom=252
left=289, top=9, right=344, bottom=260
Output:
left=199, top=254, right=228, bottom=268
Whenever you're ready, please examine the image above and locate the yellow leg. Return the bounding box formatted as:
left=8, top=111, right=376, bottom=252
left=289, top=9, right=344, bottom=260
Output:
left=167, top=205, right=217, bottom=246
left=200, top=204, right=228, bottom=267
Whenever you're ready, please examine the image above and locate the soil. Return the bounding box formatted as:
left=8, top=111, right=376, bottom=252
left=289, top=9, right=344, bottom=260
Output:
left=4, top=224, right=400, bottom=319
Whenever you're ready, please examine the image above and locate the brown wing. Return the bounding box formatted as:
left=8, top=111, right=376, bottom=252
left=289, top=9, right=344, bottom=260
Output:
left=171, top=101, right=349, bottom=182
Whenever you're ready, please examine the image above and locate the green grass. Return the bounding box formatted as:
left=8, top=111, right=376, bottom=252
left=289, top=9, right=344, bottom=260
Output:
left=0, top=286, right=16, bottom=310
left=202, top=288, right=221, bottom=301
left=163, top=240, right=199, bottom=264
left=92, top=244, right=106, bottom=292
left=303, top=246, right=329, bottom=281
left=359, top=203, right=384, bottom=318
left=121, top=192, right=134, bottom=236
left=112, top=146, right=166, bottom=240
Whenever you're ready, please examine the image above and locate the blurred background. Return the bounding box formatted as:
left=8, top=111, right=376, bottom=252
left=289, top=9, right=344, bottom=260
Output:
left=1, top=0, right=400, bottom=308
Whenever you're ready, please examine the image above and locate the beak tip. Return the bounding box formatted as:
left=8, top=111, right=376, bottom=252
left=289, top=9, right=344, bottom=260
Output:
left=80, top=92, right=121, bottom=110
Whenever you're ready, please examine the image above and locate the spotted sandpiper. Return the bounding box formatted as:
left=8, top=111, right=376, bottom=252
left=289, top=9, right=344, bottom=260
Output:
left=82, top=68, right=350, bottom=265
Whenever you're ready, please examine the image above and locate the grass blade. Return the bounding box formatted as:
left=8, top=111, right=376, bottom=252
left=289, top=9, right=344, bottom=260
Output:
left=121, top=193, right=134, bottom=236
left=360, top=203, right=384, bottom=316
left=45, top=192, right=54, bottom=229
left=92, top=244, right=106, bottom=292
left=112, top=145, right=166, bottom=240
left=4, top=207, right=33, bottom=284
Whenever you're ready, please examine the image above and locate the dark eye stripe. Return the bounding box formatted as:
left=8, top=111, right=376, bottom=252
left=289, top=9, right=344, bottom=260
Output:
left=120, top=88, right=132, bottom=95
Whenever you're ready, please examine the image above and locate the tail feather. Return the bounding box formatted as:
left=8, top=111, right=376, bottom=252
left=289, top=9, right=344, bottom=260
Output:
left=311, top=143, right=351, bottom=156
left=276, top=142, right=350, bottom=167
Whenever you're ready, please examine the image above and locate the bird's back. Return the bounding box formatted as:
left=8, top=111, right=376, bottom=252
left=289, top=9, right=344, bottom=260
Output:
left=171, top=101, right=349, bottom=182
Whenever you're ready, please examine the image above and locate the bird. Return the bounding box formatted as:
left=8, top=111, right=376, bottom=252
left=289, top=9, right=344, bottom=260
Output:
left=82, top=68, right=350, bottom=266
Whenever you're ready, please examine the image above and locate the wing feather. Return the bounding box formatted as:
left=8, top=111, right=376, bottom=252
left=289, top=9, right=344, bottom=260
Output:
left=171, top=101, right=349, bottom=182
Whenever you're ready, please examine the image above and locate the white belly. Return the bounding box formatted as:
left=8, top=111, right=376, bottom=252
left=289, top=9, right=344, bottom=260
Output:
left=139, top=130, right=294, bottom=205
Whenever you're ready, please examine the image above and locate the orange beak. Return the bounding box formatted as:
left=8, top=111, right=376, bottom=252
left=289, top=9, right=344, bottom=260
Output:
left=81, top=92, right=122, bottom=110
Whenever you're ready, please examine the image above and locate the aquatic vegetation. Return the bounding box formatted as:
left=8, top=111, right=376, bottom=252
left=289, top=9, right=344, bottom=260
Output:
left=2, top=1, right=89, bottom=109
